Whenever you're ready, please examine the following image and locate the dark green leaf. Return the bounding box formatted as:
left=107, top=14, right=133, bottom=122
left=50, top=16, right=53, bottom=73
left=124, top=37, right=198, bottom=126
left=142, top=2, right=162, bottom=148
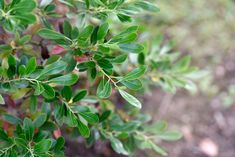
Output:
left=61, top=86, right=72, bottom=102
left=73, top=90, right=87, bottom=102
left=54, top=137, right=65, bottom=152
left=97, top=59, right=113, bottom=69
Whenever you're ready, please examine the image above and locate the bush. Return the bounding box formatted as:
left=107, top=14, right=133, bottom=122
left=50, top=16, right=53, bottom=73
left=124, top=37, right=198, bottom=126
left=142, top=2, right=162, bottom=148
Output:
left=0, top=0, right=198, bottom=156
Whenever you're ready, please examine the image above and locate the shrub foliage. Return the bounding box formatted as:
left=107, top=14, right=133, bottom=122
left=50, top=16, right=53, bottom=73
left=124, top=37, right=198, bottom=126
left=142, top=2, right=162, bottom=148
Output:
left=0, top=0, right=197, bottom=156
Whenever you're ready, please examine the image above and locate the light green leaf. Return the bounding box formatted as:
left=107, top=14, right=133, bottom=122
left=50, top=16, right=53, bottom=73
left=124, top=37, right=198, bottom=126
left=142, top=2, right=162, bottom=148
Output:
left=96, top=80, right=112, bottom=99
left=110, top=137, right=129, bottom=155
left=26, top=57, right=37, bottom=74
left=0, top=94, right=5, bottom=105
left=118, top=89, right=142, bottom=108
left=38, top=28, right=66, bottom=40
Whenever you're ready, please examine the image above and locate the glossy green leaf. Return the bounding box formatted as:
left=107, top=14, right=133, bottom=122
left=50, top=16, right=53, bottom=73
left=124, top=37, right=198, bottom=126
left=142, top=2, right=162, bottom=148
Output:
left=118, top=89, right=142, bottom=108
left=110, top=54, right=127, bottom=64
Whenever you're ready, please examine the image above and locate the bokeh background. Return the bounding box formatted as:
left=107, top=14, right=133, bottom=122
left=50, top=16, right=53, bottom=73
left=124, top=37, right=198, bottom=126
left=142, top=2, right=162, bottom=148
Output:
left=142, top=0, right=235, bottom=157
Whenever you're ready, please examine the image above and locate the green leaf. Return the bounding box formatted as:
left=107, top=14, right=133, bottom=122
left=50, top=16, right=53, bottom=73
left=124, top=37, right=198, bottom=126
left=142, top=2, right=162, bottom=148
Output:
left=12, top=0, right=36, bottom=12
left=156, top=131, right=182, bottom=141
left=97, top=59, right=113, bottom=69
left=0, top=94, right=5, bottom=105
left=26, top=57, right=37, bottom=74
left=0, top=128, right=9, bottom=142
left=117, top=13, right=132, bottom=22
left=99, top=110, right=111, bottom=122
left=121, top=79, right=142, bottom=91
left=3, top=114, right=22, bottom=125
left=33, top=82, right=45, bottom=95
left=34, top=139, right=52, bottom=154
left=110, top=137, right=129, bottom=155
left=79, top=25, right=93, bottom=39
left=30, top=95, right=37, bottom=112
left=38, top=28, right=66, bottom=40
left=97, top=23, right=109, bottom=40
left=96, top=80, right=112, bottom=99
left=73, top=90, right=87, bottom=102
left=119, top=43, right=144, bottom=53
left=79, top=112, right=99, bottom=124
left=135, top=1, right=160, bottom=12
left=77, top=120, right=90, bottom=138
left=61, top=86, right=72, bottom=102
left=38, top=60, right=67, bottom=78
left=42, top=84, right=55, bottom=99
left=54, top=137, right=65, bottom=152
left=123, top=65, right=147, bottom=81
left=23, top=118, right=34, bottom=140
left=63, top=20, right=72, bottom=38
left=118, top=89, right=142, bottom=108
left=110, top=54, right=127, bottom=64
left=48, top=74, right=78, bottom=86
left=18, top=65, right=26, bottom=75
left=34, top=114, right=47, bottom=128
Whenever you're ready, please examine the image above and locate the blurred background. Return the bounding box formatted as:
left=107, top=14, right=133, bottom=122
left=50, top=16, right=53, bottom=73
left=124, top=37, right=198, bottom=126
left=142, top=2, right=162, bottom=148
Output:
left=142, top=0, right=235, bottom=157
